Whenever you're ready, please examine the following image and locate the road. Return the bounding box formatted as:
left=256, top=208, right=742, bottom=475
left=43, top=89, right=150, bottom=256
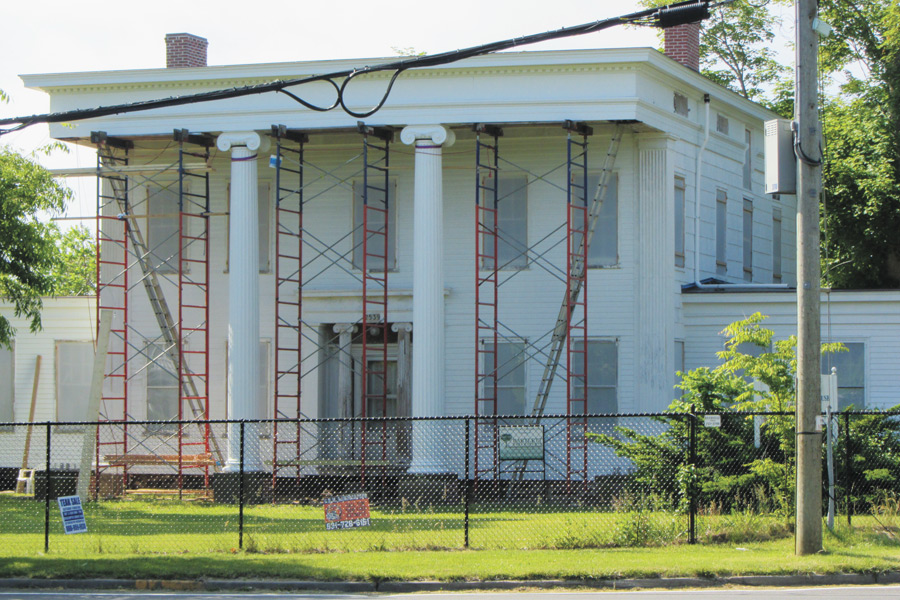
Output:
left=2, top=588, right=900, bottom=599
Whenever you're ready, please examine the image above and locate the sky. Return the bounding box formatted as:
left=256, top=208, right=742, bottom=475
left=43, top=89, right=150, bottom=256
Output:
left=0, top=1, right=791, bottom=225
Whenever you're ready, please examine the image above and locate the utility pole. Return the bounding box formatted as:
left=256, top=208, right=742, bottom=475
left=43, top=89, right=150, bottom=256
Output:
left=795, top=0, right=823, bottom=555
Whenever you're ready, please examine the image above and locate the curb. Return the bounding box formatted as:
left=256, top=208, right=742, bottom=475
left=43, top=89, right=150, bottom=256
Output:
left=1, top=573, right=899, bottom=593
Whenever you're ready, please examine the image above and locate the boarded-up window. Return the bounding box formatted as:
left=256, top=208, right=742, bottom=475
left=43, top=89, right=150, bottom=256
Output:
left=822, top=343, right=865, bottom=410
left=585, top=173, right=618, bottom=267
left=743, top=198, right=753, bottom=282
left=57, top=341, right=93, bottom=424
left=147, top=185, right=179, bottom=274
left=716, top=190, right=727, bottom=275
left=0, top=344, right=13, bottom=422
left=482, top=341, right=527, bottom=415
left=481, top=176, right=528, bottom=270
left=146, top=344, right=179, bottom=431
left=353, top=179, right=397, bottom=271
left=716, top=114, right=729, bottom=135
left=773, top=208, right=783, bottom=282
left=674, top=93, right=689, bottom=117
left=743, top=128, right=752, bottom=190
left=675, top=176, right=686, bottom=267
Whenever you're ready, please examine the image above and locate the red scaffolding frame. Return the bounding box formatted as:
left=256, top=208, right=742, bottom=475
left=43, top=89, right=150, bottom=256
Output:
left=564, top=123, right=592, bottom=487
left=474, top=124, right=503, bottom=481
left=94, top=133, right=133, bottom=495
left=271, top=126, right=307, bottom=486
left=359, top=123, right=393, bottom=485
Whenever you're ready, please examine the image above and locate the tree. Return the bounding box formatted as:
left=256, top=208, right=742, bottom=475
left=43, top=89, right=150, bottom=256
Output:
left=589, top=314, right=842, bottom=520
left=0, top=147, right=73, bottom=348
left=50, top=224, right=96, bottom=296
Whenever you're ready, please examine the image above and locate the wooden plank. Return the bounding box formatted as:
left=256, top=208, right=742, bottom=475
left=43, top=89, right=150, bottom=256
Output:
left=49, top=163, right=212, bottom=178
left=104, top=453, right=215, bottom=466
left=76, top=310, right=113, bottom=501
left=20, top=355, right=41, bottom=470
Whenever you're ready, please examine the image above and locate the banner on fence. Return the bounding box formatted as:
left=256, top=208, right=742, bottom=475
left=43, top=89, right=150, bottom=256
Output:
left=57, top=495, right=87, bottom=534
left=498, top=425, right=544, bottom=460
left=323, top=493, right=371, bottom=530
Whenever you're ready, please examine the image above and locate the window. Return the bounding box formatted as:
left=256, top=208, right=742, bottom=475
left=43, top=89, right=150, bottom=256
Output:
left=772, top=208, right=783, bottom=282
left=573, top=340, right=617, bottom=414
left=481, top=176, right=528, bottom=270
left=147, top=185, right=179, bottom=273
left=822, top=343, right=865, bottom=410
left=363, top=360, right=398, bottom=418
left=57, top=341, right=94, bottom=425
left=743, top=198, right=753, bottom=282
left=675, top=176, right=686, bottom=268
left=743, top=128, right=752, bottom=190
left=482, top=341, right=527, bottom=415
left=353, top=178, right=397, bottom=271
left=716, top=114, right=729, bottom=135
left=585, top=173, right=618, bottom=267
left=0, top=343, right=13, bottom=423
left=716, top=190, right=727, bottom=275
left=146, top=344, right=179, bottom=431
left=673, top=93, right=689, bottom=117
left=675, top=340, right=685, bottom=387
left=226, top=182, right=272, bottom=273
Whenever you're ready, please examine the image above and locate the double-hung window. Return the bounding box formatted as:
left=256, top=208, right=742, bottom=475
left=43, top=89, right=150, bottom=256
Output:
left=481, top=176, right=528, bottom=270
left=482, top=341, right=527, bottom=415
left=353, top=179, right=397, bottom=271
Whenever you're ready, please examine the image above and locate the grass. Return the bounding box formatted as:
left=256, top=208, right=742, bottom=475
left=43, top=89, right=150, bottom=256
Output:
left=0, top=531, right=899, bottom=582
left=1, top=496, right=898, bottom=581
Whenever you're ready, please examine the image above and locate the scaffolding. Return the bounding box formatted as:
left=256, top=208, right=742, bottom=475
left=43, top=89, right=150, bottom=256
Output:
left=271, top=126, right=307, bottom=486
left=93, top=130, right=218, bottom=495
left=473, top=122, right=624, bottom=485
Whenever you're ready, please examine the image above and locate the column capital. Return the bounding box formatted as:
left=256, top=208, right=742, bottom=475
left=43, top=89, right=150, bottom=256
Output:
left=332, top=323, right=358, bottom=335
left=217, top=131, right=266, bottom=153
left=391, top=322, right=413, bottom=333
left=400, top=125, right=456, bottom=148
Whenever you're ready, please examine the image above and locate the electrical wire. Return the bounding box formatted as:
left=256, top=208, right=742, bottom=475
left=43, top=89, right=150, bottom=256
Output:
left=0, top=0, right=716, bottom=136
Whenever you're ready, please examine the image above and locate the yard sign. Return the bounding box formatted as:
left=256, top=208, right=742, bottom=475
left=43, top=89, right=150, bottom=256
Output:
left=57, top=495, right=87, bottom=534
left=323, top=493, right=371, bottom=530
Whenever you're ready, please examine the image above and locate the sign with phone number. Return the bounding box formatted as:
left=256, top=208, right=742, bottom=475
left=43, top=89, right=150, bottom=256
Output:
left=323, top=493, right=371, bottom=530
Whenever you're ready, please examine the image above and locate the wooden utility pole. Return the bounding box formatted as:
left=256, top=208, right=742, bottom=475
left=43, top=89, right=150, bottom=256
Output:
left=795, top=0, right=823, bottom=555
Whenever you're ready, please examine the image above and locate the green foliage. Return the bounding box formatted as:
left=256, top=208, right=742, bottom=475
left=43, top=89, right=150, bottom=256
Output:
left=835, top=410, right=900, bottom=513
left=49, top=224, right=96, bottom=296
left=589, top=313, right=843, bottom=519
left=0, top=147, right=72, bottom=348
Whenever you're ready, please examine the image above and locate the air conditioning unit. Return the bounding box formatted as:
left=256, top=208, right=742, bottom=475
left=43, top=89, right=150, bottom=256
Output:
left=764, top=119, right=796, bottom=195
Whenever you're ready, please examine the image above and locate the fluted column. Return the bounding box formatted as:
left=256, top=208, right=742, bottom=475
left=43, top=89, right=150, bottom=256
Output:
left=218, top=131, right=262, bottom=472
left=400, top=124, right=455, bottom=473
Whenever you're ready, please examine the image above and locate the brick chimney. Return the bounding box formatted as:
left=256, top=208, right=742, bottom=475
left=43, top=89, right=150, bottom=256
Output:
left=165, top=33, right=208, bottom=68
left=664, top=23, right=700, bottom=71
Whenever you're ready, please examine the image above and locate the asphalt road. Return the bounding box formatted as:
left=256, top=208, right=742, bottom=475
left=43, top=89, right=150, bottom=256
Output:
left=2, top=588, right=900, bottom=599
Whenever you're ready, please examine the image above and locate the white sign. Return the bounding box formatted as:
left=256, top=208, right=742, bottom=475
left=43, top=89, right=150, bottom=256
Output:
left=498, top=426, right=544, bottom=460
left=57, top=495, right=87, bottom=534
left=816, top=415, right=827, bottom=432
left=821, top=371, right=839, bottom=412
left=704, top=415, right=722, bottom=428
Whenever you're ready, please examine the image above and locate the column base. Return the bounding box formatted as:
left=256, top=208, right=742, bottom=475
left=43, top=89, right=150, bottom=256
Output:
left=211, top=471, right=272, bottom=505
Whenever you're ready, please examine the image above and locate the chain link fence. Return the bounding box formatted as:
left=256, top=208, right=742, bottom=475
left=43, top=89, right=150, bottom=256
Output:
left=0, top=411, right=897, bottom=555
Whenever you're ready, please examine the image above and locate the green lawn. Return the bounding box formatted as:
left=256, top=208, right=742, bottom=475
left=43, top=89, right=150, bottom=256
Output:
left=1, top=495, right=898, bottom=582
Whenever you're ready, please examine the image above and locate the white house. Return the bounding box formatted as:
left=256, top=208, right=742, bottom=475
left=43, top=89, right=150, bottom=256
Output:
left=11, top=27, right=889, bottom=488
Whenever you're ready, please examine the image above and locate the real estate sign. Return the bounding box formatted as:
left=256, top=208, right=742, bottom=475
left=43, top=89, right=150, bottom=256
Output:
left=323, top=493, right=371, bottom=530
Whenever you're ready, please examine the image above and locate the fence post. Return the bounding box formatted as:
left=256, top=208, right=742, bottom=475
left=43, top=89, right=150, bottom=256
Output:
left=239, top=420, right=245, bottom=550
left=688, top=405, right=696, bottom=545
left=843, top=412, right=852, bottom=527
left=464, top=418, right=470, bottom=549
left=44, top=421, right=52, bottom=553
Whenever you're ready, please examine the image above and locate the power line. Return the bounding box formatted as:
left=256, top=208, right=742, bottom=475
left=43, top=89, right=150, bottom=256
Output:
left=0, top=1, right=717, bottom=136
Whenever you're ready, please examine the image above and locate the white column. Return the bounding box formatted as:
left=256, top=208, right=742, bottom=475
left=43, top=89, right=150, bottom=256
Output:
left=333, top=323, right=356, bottom=460
left=400, top=124, right=455, bottom=474
left=218, top=131, right=262, bottom=472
